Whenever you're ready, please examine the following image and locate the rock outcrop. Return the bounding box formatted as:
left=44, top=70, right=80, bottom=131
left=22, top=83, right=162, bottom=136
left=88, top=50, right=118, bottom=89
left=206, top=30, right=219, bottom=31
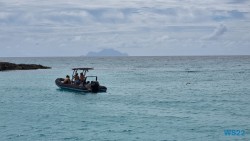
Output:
left=0, top=62, right=51, bottom=71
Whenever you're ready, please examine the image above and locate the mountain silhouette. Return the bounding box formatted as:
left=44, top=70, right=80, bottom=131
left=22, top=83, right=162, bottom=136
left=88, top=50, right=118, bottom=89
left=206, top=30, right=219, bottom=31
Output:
left=86, top=48, right=128, bottom=56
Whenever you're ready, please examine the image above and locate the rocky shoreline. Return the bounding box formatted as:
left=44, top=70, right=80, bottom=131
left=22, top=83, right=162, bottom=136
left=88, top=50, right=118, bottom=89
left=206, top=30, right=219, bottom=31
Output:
left=0, top=62, right=51, bottom=71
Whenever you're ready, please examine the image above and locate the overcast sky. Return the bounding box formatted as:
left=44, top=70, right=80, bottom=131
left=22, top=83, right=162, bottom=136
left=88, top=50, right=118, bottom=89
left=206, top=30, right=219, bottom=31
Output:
left=0, top=0, right=250, bottom=57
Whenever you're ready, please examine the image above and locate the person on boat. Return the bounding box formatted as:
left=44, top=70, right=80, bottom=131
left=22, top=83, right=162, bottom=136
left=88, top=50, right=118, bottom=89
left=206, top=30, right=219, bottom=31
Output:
left=74, top=73, right=80, bottom=85
left=63, top=75, right=71, bottom=84
left=80, top=73, right=86, bottom=84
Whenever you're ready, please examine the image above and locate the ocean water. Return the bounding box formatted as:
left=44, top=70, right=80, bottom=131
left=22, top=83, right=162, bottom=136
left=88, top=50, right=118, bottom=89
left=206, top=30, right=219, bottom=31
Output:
left=0, top=56, right=249, bottom=141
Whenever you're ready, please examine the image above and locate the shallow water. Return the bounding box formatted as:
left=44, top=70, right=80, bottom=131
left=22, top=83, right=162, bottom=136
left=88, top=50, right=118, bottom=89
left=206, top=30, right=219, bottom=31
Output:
left=0, top=56, right=250, bottom=140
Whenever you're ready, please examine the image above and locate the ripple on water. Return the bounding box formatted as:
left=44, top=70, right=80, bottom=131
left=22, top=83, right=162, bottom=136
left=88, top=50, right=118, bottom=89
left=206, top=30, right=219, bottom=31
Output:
left=0, top=56, right=250, bottom=141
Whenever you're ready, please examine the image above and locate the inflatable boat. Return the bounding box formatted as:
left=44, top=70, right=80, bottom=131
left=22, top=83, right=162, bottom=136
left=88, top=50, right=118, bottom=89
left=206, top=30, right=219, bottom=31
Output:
left=55, top=68, right=107, bottom=93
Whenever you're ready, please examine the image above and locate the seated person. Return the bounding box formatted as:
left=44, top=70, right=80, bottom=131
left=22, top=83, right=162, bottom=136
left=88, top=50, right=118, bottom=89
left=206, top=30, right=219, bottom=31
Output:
left=74, top=73, right=80, bottom=85
left=63, top=75, right=71, bottom=84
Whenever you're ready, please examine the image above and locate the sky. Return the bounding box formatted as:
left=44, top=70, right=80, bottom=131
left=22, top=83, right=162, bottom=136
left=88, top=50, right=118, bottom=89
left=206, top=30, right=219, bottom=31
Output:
left=0, top=0, right=250, bottom=57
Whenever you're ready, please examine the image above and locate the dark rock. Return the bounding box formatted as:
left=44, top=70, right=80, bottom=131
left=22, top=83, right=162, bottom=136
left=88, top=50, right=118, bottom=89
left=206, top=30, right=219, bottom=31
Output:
left=0, top=62, right=51, bottom=71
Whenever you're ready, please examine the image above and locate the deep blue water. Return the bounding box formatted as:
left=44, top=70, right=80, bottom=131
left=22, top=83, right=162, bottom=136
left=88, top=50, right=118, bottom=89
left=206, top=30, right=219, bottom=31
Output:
left=0, top=56, right=250, bottom=141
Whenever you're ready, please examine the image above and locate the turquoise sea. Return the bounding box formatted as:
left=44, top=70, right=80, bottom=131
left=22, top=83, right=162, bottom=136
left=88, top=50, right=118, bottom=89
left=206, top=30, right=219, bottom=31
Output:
left=0, top=56, right=250, bottom=141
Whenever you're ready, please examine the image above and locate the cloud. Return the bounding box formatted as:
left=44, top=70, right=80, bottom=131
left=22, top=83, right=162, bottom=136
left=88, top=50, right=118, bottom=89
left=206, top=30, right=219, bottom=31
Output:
left=0, top=12, right=10, bottom=20
left=1, top=1, right=249, bottom=27
left=227, top=0, right=248, bottom=4
left=0, top=0, right=250, bottom=56
left=202, top=24, right=227, bottom=40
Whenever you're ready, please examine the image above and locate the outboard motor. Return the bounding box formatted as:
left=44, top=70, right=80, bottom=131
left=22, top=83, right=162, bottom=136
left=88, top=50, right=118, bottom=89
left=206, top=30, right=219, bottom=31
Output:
left=91, top=81, right=100, bottom=93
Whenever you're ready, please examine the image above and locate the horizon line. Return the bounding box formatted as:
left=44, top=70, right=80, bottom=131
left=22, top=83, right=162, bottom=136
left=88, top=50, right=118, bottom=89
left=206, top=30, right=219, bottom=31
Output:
left=1, top=54, right=250, bottom=58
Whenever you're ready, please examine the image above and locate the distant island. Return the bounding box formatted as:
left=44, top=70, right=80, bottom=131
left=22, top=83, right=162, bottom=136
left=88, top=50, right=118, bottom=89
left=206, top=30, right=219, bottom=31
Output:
left=0, top=62, right=51, bottom=71
left=86, top=48, right=128, bottom=56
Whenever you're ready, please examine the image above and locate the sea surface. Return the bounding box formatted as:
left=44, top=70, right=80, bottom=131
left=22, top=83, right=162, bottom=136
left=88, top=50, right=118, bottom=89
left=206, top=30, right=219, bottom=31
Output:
left=0, top=56, right=249, bottom=141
